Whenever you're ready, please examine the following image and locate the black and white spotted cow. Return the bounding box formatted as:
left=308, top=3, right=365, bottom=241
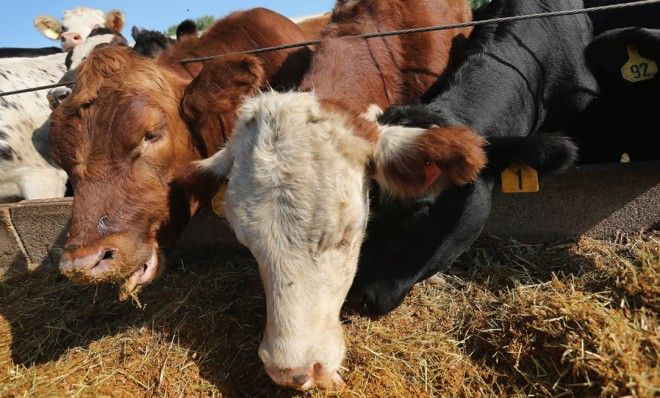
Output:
left=0, top=30, right=126, bottom=201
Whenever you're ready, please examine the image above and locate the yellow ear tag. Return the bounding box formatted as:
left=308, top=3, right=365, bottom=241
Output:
left=501, top=165, right=539, bottom=193
left=621, top=45, right=657, bottom=83
left=211, top=183, right=227, bottom=217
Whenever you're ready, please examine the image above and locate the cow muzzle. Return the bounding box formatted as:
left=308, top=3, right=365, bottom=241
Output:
left=48, top=86, right=72, bottom=110
left=59, top=239, right=164, bottom=298
left=61, top=32, right=83, bottom=52
left=265, top=363, right=343, bottom=391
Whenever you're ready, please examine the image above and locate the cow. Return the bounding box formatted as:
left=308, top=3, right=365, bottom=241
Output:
left=131, top=26, right=175, bottom=58
left=34, top=7, right=125, bottom=52
left=584, top=0, right=660, bottom=34
left=345, top=0, right=599, bottom=316
left=0, top=47, right=61, bottom=58
left=292, top=13, right=332, bottom=41
left=48, top=8, right=312, bottom=296
left=0, top=53, right=67, bottom=199
left=189, top=0, right=481, bottom=389
left=576, top=27, right=660, bottom=163
left=0, top=30, right=126, bottom=201
left=132, top=20, right=200, bottom=58
left=175, top=20, right=198, bottom=40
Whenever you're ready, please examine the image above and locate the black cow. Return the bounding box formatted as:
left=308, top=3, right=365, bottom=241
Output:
left=131, top=26, right=174, bottom=57
left=585, top=0, right=660, bottom=34
left=0, top=47, right=61, bottom=58
left=576, top=27, right=660, bottom=162
left=175, top=19, right=198, bottom=39
left=350, top=0, right=598, bottom=315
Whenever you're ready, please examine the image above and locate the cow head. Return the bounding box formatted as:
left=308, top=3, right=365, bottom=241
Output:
left=49, top=46, right=265, bottom=297
left=48, top=29, right=129, bottom=110
left=34, top=7, right=125, bottom=52
left=191, top=91, right=486, bottom=389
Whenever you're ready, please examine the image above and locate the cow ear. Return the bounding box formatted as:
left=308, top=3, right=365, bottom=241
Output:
left=180, top=54, right=265, bottom=151
left=371, top=125, right=487, bottom=198
left=34, top=16, right=63, bottom=40
left=131, top=26, right=141, bottom=41
left=180, top=147, right=235, bottom=204
left=105, top=10, right=125, bottom=33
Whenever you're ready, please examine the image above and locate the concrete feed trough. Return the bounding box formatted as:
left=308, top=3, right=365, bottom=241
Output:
left=0, top=161, right=658, bottom=277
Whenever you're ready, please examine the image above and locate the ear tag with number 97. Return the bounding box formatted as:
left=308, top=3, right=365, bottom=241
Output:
left=501, top=165, right=539, bottom=193
left=621, top=45, right=657, bottom=83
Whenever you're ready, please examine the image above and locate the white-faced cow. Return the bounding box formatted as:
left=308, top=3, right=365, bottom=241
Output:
left=34, top=7, right=125, bottom=52
left=192, top=0, right=480, bottom=390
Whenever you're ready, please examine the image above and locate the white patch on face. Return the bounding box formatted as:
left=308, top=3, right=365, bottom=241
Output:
left=221, top=91, right=373, bottom=387
left=61, top=7, right=106, bottom=41
left=68, top=33, right=118, bottom=70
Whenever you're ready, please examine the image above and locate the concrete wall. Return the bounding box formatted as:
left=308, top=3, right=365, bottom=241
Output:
left=1, top=161, right=658, bottom=278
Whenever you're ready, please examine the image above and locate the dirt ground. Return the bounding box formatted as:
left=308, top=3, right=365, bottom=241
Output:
left=0, top=233, right=657, bottom=397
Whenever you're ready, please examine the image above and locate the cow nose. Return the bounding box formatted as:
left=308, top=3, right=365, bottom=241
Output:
left=61, top=33, right=83, bottom=51
left=265, top=363, right=341, bottom=390
left=47, top=87, right=72, bottom=109
left=59, top=246, right=118, bottom=282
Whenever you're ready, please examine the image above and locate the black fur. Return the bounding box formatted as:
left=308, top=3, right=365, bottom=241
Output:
left=131, top=26, right=175, bottom=58
left=352, top=0, right=597, bottom=316
left=0, top=146, right=13, bottom=161
left=584, top=0, right=660, bottom=35
left=575, top=27, right=660, bottom=162
left=176, top=19, right=198, bottom=40
left=0, top=47, right=61, bottom=58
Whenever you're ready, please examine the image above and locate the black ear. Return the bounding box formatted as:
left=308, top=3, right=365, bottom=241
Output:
left=176, top=19, right=198, bottom=40
left=485, top=134, right=578, bottom=175
left=131, top=26, right=141, bottom=40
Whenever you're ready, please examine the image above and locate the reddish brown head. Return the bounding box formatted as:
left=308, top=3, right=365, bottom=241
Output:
left=49, top=46, right=265, bottom=295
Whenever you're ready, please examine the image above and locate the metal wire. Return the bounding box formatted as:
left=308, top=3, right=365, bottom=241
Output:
left=1, top=0, right=658, bottom=97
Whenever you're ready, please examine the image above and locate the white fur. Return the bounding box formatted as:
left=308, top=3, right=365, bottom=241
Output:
left=372, top=124, right=427, bottom=196
left=289, top=13, right=329, bottom=24
left=198, top=91, right=373, bottom=387
left=0, top=54, right=68, bottom=200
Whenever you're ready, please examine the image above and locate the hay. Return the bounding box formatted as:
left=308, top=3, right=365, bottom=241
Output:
left=0, top=233, right=658, bottom=397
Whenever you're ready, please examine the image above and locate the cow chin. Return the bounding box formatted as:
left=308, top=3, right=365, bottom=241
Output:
left=119, top=246, right=165, bottom=301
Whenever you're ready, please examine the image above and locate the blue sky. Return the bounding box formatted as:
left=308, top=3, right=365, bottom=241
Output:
left=2, top=1, right=334, bottom=48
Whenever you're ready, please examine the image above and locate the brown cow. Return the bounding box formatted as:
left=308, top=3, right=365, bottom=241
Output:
left=193, top=0, right=484, bottom=389
left=294, top=12, right=332, bottom=41
left=49, top=8, right=311, bottom=297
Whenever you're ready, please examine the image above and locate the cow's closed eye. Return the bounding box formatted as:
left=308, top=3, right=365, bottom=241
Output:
left=143, top=131, right=160, bottom=142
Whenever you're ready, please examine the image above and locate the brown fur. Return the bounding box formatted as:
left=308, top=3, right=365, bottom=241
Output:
left=381, top=127, right=487, bottom=197
left=104, top=10, right=124, bottom=33
left=49, top=8, right=311, bottom=285
left=296, top=13, right=332, bottom=41
left=298, top=0, right=484, bottom=195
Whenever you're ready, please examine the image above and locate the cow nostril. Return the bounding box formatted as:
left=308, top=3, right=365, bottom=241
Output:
left=73, top=34, right=82, bottom=41
left=101, top=249, right=116, bottom=261
left=57, top=91, right=70, bottom=101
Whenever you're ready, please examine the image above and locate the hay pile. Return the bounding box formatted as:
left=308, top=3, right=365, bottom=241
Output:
left=1, top=233, right=657, bottom=397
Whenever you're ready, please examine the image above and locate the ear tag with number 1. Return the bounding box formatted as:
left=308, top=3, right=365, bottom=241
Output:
left=621, top=45, right=657, bottom=83
left=501, top=165, right=539, bottom=193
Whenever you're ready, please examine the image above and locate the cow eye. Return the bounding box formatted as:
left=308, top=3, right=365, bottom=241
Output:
left=143, top=131, right=160, bottom=142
